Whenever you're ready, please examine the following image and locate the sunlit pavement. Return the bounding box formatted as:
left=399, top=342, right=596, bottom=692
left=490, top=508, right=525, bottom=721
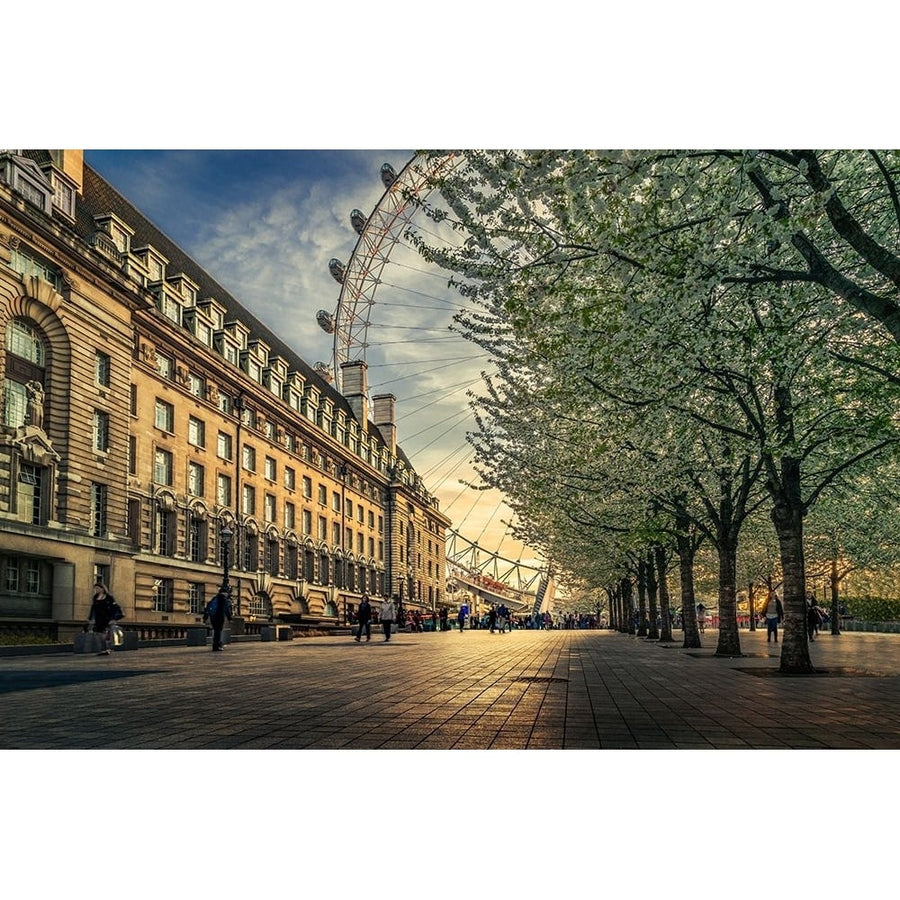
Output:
left=2, top=626, right=900, bottom=749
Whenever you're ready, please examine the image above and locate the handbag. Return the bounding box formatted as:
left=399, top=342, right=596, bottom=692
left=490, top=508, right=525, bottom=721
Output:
left=108, top=624, right=125, bottom=647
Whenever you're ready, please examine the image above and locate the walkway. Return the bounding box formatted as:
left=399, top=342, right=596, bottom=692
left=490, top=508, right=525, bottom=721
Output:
left=3, top=626, right=900, bottom=749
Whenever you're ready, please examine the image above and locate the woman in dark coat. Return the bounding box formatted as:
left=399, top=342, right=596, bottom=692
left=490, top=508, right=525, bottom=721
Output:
left=88, top=583, right=123, bottom=656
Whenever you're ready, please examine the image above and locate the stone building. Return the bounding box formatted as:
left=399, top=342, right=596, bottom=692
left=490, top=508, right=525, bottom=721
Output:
left=0, top=149, right=449, bottom=641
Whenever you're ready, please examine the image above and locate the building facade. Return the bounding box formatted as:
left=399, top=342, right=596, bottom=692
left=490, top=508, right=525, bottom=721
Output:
left=0, top=149, right=450, bottom=641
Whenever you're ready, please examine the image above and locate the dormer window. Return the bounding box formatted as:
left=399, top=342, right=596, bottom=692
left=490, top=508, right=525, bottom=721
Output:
left=0, top=154, right=53, bottom=214
left=49, top=170, right=76, bottom=219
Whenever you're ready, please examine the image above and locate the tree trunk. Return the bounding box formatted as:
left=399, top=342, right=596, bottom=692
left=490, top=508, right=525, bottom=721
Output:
left=771, top=456, right=814, bottom=674
left=676, top=524, right=701, bottom=649
left=637, top=559, right=649, bottom=637
left=655, top=544, right=675, bottom=642
left=623, top=577, right=636, bottom=635
left=830, top=557, right=841, bottom=636
left=645, top=549, right=660, bottom=639
left=714, top=534, right=742, bottom=656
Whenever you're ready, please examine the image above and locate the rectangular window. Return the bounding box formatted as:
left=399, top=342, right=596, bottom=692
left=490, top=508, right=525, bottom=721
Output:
left=242, top=445, right=256, bottom=472
left=216, top=473, right=232, bottom=507
left=242, top=484, right=255, bottom=516
left=17, top=463, right=43, bottom=525
left=368, top=510, right=375, bottom=529
left=95, top=352, right=111, bottom=387
left=284, top=466, right=295, bottom=490
left=317, top=484, right=327, bottom=505
left=90, top=483, right=107, bottom=537
left=264, top=493, right=276, bottom=523
left=302, top=476, right=312, bottom=499
left=285, top=544, right=298, bottom=580
left=130, top=384, right=138, bottom=416
left=218, top=393, right=233, bottom=415
left=368, top=536, right=375, bottom=557
left=188, top=516, right=205, bottom=562
left=154, top=449, right=173, bottom=485
left=188, top=461, right=204, bottom=496
left=155, top=353, right=173, bottom=380
left=189, top=373, right=205, bottom=398
left=318, top=515, right=327, bottom=541
left=332, top=492, right=340, bottom=512
left=128, top=435, right=137, bottom=475
left=93, top=410, right=110, bottom=452
left=302, top=509, right=312, bottom=536
left=188, top=416, right=205, bottom=448
left=345, top=498, right=353, bottom=518
left=285, top=502, right=295, bottom=530
left=189, top=582, right=205, bottom=615
left=265, top=456, right=276, bottom=481
left=332, top=522, right=341, bottom=546
left=153, top=577, right=174, bottom=612
left=155, top=508, right=174, bottom=556
left=154, top=399, right=174, bottom=432
left=217, top=431, right=232, bottom=460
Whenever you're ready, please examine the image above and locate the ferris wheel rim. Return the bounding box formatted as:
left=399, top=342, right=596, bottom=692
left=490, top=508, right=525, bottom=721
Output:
left=328, top=152, right=459, bottom=389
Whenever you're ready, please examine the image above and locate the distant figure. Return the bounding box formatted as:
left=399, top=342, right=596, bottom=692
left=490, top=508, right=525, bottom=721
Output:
left=355, top=594, right=372, bottom=642
left=88, top=583, right=123, bottom=656
left=380, top=595, right=397, bottom=642
left=807, top=597, right=824, bottom=641
left=457, top=604, right=467, bottom=632
left=696, top=602, right=706, bottom=633
left=764, top=592, right=784, bottom=643
left=497, top=604, right=509, bottom=633
left=203, top=587, right=233, bottom=652
left=488, top=605, right=498, bottom=633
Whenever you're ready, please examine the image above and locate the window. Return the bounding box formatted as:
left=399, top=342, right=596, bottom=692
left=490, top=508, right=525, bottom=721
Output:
left=217, top=431, right=232, bottom=460
left=188, top=461, right=204, bottom=496
left=284, top=466, right=296, bottom=490
left=302, top=509, right=311, bottom=536
left=90, top=483, right=108, bottom=537
left=93, top=410, right=110, bottom=452
left=285, top=502, right=295, bottom=530
left=266, top=421, right=277, bottom=440
left=249, top=592, right=271, bottom=617
left=332, top=522, right=341, bottom=546
left=264, top=456, right=276, bottom=481
left=155, top=352, right=173, bottom=379
left=266, top=537, right=279, bottom=575
left=242, top=533, right=258, bottom=570
left=264, top=493, right=276, bottom=523
left=153, top=578, right=174, bottom=612
left=332, top=491, right=340, bottom=512
left=345, top=498, right=353, bottom=518
left=189, top=373, right=205, bottom=399
left=242, top=445, right=256, bottom=472
left=368, top=536, right=375, bottom=557
left=154, top=399, right=174, bottom=432
left=216, top=473, right=232, bottom=507
left=51, top=171, right=76, bottom=218
left=317, top=484, right=327, bottom=505
left=128, top=435, right=137, bottom=475
left=302, top=476, right=312, bottom=499
left=17, top=463, right=44, bottom=525
left=189, top=582, right=205, bottom=615
left=188, top=516, right=206, bottom=562
left=4, top=319, right=45, bottom=428
left=155, top=507, right=174, bottom=556
left=285, top=543, right=298, bottom=580
left=357, top=533, right=364, bottom=554
left=242, top=484, right=255, bottom=516
left=188, top=416, right=205, bottom=448
left=318, top=515, right=327, bottom=541
left=218, top=393, right=233, bottom=415
left=95, top=352, right=111, bottom=387
left=154, top=449, right=173, bottom=485
left=368, top=510, right=375, bottom=529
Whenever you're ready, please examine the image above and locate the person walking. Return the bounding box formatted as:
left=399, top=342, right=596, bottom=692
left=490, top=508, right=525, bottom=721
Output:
left=457, top=604, right=467, bottom=632
left=87, top=583, right=124, bottom=656
left=203, top=587, right=233, bottom=651
left=497, top=603, right=508, bottom=634
left=807, top=596, right=823, bottom=641
left=764, top=591, right=784, bottom=643
left=488, top=605, right=497, bottom=633
left=380, top=595, right=397, bottom=642
left=355, top=594, right=372, bottom=642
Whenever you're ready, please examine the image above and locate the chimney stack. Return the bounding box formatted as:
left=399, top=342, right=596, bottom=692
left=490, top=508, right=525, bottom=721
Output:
left=372, top=393, right=397, bottom=455
left=340, top=360, right=368, bottom=427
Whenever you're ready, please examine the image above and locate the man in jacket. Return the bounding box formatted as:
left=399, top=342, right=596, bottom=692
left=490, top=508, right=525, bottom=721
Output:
left=355, top=595, right=372, bottom=642
left=204, top=587, right=233, bottom=652
left=380, top=595, right=397, bottom=642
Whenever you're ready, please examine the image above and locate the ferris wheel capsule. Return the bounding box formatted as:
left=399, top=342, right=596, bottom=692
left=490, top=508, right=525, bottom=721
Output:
left=328, top=258, right=345, bottom=283
left=316, top=309, right=335, bottom=333
left=313, top=362, right=334, bottom=382
left=380, top=163, right=396, bottom=189
left=350, top=208, right=367, bottom=234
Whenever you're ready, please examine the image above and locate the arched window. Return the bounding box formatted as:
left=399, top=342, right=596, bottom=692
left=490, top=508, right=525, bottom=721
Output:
left=4, top=319, right=46, bottom=428
left=250, top=591, right=271, bottom=618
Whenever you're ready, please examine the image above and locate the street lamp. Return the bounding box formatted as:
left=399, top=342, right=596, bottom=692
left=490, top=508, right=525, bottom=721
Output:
left=220, top=523, right=233, bottom=592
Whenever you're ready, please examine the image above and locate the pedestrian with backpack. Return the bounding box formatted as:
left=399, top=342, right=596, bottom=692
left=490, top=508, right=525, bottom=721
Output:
left=204, top=587, right=233, bottom=651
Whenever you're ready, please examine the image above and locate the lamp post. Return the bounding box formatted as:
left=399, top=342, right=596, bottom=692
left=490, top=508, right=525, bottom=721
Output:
left=220, top=523, right=233, bottom=593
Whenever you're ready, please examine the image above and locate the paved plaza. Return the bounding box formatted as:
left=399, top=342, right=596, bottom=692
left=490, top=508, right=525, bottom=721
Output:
left=3, top=625, right=900, bottom=750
